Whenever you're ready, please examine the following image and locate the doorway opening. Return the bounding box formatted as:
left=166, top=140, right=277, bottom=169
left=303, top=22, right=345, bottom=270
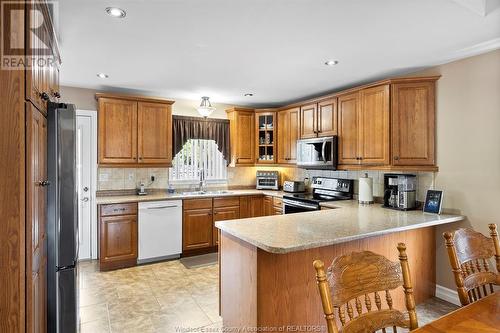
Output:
left=76, top=110, right=98, bottom=260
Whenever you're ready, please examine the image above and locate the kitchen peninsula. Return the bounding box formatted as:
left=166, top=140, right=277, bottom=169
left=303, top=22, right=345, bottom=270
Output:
left=216, top=202, right=464, bottom=332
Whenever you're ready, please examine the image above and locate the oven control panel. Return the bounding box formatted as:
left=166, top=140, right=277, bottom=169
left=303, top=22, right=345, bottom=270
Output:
left=312, top=177, right=352, bottom=193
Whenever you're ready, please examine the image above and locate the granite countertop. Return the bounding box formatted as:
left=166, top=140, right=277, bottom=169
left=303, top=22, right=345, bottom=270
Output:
left=215, top=200, right=464, bottom=254
left=96, top=189, right=285, bottom=205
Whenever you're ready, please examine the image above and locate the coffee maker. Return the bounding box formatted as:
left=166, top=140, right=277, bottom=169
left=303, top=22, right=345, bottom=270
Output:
left=383, top=174, right=417, bottom=210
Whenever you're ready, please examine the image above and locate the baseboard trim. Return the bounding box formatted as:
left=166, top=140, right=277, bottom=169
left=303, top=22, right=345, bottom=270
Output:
left=435, top=284, right=461, bottom=306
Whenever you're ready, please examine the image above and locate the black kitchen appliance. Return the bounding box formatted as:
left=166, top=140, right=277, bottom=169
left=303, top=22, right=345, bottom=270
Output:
left=383, top=173, right=417, bottom=211
left=47, top=102, right=78, bottom=333
left=283, top=177, right=353, bottom=214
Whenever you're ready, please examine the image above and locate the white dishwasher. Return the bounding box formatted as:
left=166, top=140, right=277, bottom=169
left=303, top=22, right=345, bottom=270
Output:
left=138, top=200, right=182, bottom=264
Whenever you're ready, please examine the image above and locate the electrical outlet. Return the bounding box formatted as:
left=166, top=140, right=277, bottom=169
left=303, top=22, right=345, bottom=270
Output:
left=128, top=172, right=135, bottom=181
left=99, top=173, right=109, bottom=181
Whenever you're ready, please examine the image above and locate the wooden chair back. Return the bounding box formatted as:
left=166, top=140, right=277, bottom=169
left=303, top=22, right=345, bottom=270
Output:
left=443, top=223, right=500, bottom=306
left=313, top=243, right=418, bottom=333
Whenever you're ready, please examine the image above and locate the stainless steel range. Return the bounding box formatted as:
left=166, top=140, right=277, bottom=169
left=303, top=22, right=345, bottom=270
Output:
left=282, top=177, right=353, bottom=214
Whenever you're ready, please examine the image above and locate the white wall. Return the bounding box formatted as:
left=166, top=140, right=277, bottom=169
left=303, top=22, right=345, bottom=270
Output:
left=409, top=49, right=500, bottom=289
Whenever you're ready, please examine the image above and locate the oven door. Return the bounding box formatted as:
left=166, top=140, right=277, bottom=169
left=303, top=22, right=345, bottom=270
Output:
left=296, top=136, right=337, bottom=169
left=256, top=177, right=278, bottom=190
left=283, top=198, right=319, bottom=214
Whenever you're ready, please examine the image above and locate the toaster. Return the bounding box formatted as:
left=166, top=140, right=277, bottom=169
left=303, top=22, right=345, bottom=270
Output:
left=283, top=180, right=306, bottom=193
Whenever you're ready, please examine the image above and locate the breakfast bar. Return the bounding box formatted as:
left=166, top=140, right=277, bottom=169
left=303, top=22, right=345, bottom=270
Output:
left=216, top=202, right=464, bottom=332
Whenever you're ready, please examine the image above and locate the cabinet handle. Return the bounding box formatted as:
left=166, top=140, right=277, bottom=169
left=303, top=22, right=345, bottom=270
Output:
left=139, top=157, right=143, bottom=160
left=40, top=92, right=50, bottom=101
left=394, top=156, right=400, bottom=161
left=38, top=180, right=50, bottom=187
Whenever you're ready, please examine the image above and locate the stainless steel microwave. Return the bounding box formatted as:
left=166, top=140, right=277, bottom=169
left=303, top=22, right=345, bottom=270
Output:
left=296, top=136, right=338, bottom=169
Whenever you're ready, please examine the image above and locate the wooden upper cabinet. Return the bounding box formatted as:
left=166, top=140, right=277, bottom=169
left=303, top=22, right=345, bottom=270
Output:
left=97, top=94, right=175, bottom=166
left=98, top=98, right=138, bottom=164
left=338, top=92, right=360, bottom=165
left=255, top=110, right=277, bottom=164
left=25, top=0, right=61, bottom=114
left=317, top=98, right=337, bottom=137
left=391, top=81, right=436, bottom=166
left=137, top=102, right=172, bottom=164
left=277, top=107, right=299, bottom=164
left=226, top=108, right=255, bottom=165
left=359, top=85, right=390, bottom=165
left=300, top=103, right=318, bottom=139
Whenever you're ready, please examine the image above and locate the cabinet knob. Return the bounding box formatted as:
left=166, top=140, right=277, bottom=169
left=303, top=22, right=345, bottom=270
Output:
left=38, top=180, right=50, bottom=187
left=40, top=92, right=50, bottom=101
left=394, top=156, right=400, bottom=161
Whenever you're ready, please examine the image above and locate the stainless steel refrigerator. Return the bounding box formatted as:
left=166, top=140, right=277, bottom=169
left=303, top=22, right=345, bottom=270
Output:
left=47, top=102, right=78, bottom=333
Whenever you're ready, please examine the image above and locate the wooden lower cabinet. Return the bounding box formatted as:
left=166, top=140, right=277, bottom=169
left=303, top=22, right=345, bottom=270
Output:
left=240, top=196, right=264, bottom=218
left=99, top=203, right=138, bottom=271
left=264, top=196, right=274, bottom=216
left=273, top=197, right=283, bottom=215
left=213, top=205, right=240, bottom=245
left=183, top=208, right=214, bottom=251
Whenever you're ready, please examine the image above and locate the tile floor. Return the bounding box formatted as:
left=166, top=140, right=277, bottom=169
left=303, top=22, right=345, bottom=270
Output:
left=78, top=260, right=221, bottom=333
left=78, top=259, right=458, bottom=333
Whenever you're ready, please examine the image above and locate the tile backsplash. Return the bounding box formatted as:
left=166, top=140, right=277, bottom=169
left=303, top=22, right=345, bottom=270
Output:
left=98, top=168, right=169, bottom=190
left=98, top=166, right=435, bottom=201
left=287, top=169, right=435, bottom=202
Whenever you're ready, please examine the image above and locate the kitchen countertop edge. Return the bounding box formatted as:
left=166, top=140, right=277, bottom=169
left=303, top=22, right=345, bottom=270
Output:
left=217, top=214, right=464, bottom=254
left=96, top=189, right=285, bottom=205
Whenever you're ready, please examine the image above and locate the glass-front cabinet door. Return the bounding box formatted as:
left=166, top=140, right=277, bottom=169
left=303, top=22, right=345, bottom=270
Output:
left=255, top=110, right=276, bottom=164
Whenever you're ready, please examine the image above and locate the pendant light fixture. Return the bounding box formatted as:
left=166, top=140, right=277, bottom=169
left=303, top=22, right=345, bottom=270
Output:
left=197, top=96, right=216, bottom=118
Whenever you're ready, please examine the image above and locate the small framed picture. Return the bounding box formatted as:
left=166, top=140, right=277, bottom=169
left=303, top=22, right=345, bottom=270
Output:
left=423, top=190, right=444, bottom=214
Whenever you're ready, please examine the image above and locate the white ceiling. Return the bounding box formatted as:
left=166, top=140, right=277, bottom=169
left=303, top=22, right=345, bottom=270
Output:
left=58, top=0, right=500, bottom=107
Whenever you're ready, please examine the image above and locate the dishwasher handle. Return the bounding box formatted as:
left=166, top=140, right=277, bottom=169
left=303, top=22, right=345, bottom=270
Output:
left=144, top=205, right=179, bottom=210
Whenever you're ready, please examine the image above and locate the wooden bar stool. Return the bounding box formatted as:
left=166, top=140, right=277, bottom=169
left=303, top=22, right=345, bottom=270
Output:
left=443, top=223, right=500, bottom=306
left=313, top=243, right=418, bottom=333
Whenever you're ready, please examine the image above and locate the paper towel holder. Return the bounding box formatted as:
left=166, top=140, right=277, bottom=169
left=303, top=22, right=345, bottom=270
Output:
left=358, top=173, right=374, bottom=205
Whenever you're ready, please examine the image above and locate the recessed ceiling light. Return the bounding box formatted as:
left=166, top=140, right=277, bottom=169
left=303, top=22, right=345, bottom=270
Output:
left=105, top=7, right=126, bottom=18
left=97, top=73, right=109, bottom=79
left=324, top=60, right=339, bottom=66
left=244, top=93, right=254, bottom=97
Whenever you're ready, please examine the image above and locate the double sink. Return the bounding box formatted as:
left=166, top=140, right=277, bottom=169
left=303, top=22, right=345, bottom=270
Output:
left=181, top=190, right=233, bottom=196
